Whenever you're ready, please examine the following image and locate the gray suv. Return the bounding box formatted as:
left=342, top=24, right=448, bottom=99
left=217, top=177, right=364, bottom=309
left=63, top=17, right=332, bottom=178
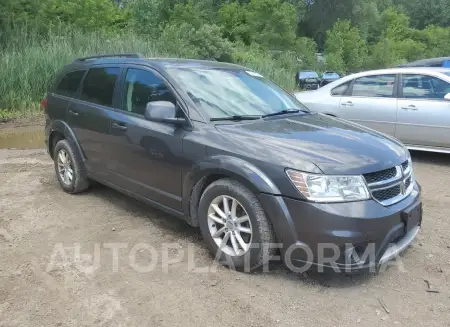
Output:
left=44, top=54, right=422, bottom=272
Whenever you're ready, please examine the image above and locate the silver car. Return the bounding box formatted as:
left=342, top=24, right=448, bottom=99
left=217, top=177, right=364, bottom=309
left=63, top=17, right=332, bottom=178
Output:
left=295, top=67, right=450, bottom=153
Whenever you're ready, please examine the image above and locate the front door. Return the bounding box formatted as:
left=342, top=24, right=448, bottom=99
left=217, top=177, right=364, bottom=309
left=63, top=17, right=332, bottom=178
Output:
left=107, top=67, right=187, bottom=211
left=339, top=74, right=398, bottom=136
left=396, top=74, right=450, bottom=147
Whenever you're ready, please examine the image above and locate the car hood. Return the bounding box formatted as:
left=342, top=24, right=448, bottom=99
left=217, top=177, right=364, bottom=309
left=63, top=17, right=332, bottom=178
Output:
left=213, top=113, right=408, bottom=175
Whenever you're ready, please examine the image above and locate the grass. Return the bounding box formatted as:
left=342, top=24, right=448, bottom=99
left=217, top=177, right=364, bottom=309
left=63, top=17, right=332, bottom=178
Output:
left=0, top=27, right=298, bottom=120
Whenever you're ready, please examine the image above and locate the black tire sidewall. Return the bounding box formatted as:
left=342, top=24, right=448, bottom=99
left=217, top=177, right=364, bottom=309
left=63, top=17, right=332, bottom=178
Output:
left=198, top=180, right=268, bottom=271
left=53, top=139, right=85, bottom=193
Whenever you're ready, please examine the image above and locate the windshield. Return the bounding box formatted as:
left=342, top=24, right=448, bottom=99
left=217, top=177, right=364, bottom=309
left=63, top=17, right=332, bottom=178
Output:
left=168, top=67, right=308, bottom=119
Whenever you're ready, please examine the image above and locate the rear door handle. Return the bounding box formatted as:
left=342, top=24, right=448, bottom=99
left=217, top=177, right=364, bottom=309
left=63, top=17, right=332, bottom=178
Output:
left=401, top=105, right=418, bottom=110
left=68, top=109, right=79, bottom=116
left=112, top=122, right=127, bottom=131
left=342, top=101, right=354, bottom=107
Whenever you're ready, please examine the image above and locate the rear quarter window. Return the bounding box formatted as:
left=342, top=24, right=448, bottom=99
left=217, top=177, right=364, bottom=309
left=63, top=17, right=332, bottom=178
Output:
left=54, top=70, right=86, bottom=98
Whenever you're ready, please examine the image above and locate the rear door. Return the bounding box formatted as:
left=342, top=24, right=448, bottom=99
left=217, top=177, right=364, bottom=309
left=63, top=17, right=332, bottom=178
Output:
left=47, top=69, right=86, bottom=125
left=338, top=74, right=398, bottom=136
left=396, top=74, right=450, bottom=147
left=68, top=66, right=121, bottom=175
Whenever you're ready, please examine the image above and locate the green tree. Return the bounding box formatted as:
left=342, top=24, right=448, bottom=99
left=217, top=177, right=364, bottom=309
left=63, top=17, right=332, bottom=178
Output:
left=421, top=26, right=450, bottom=58
left=158, top=22, right=234, bottom=61
left=394, top=0, right=450, bottom=29
left=218, top=1, right=250, bottom=43
left=43, top=0, right=128, bottom=31
left=128, top=0, right=164, bottom=36
left=324, top=20, right=368, bottom=73
left=246, top=0, right=297, bottom=49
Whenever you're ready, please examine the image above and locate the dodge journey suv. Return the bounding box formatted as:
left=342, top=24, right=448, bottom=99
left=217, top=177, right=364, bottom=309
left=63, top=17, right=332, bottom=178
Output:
left=44, top=54, right=422, bottom=272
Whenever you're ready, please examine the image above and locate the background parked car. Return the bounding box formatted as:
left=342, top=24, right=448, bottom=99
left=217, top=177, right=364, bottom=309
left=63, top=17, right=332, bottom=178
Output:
left=296, top=71, right=320, bottom=90
left=294, top=67, right=450, bottom=154
left=320, top=71, right=341, bottom=87
left=399, top=57, right=450, bottom=68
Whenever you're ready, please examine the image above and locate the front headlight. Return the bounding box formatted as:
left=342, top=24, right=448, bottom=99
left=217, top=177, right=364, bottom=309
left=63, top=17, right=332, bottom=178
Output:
left=286, top=169, right=370, bottom=202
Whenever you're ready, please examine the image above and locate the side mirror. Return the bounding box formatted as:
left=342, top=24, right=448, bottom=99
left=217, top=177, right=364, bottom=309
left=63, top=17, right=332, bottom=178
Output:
left=445, top=93, right=450, bottom=101
left=144, top=101, right=186, bottom=125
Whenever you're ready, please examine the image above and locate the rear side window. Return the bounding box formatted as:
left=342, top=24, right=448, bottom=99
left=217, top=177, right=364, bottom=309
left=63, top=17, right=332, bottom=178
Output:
left=81, top=67, right=120, bottom=106
left=55, top=70, right=85, bottom=98
left=331, top=81, right=351, bottom=96
left=351, top=74, right=396, bottom=98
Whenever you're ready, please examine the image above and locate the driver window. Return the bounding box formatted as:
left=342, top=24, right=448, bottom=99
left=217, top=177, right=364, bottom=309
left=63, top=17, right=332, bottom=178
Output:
left=122, top=68, right=177, bottom=115
left=402, top=74, right=450, bottom=100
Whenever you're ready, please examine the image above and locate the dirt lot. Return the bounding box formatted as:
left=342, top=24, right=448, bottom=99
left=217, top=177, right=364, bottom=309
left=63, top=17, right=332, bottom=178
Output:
left=1, top=144, right=450, bottom=326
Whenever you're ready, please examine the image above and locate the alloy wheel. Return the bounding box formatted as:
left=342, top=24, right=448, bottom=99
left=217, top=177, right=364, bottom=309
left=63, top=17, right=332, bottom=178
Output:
left=207, top=195, right=253, bottom=256
left=57, top=149, right=74, bottom=186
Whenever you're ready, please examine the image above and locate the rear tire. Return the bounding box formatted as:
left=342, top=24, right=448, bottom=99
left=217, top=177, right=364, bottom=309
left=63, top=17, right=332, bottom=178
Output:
left=198, top=179, right=276, bottom=271
left=53, top=139, right=90, bottom=194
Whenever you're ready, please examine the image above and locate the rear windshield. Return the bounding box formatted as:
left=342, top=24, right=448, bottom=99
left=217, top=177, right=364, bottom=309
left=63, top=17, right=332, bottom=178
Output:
left=322, top=72, right=340, bottom=79
left=299, top=72, right=319, bottom=79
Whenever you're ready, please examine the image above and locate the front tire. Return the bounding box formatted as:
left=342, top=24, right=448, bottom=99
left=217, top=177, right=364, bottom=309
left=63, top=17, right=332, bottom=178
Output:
left=53, top=139, right=90, bottom=194
left=198, top=179, right=276, bottom=271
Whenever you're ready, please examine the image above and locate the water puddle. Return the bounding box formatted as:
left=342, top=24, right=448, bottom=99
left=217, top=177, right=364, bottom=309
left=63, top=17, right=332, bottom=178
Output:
left=0, top=127, right=45, bottom=149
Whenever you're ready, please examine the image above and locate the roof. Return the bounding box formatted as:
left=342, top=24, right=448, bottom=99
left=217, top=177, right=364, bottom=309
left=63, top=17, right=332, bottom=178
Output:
left=317, top=67, right=450, bottom=90
left=342, top=67, right=450, bottom=80
left=69, top=54, right=246, bottom=71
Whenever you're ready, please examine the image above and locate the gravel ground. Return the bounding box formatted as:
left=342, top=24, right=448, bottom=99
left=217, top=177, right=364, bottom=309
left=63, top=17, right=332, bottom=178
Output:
left=0, top=148, right=449, bottom=327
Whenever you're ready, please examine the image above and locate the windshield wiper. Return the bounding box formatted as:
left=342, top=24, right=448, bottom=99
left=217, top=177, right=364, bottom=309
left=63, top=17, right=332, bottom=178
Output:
left=262, top=108, right=307, bottom=118
left=210, top=115, right=261, bottom=122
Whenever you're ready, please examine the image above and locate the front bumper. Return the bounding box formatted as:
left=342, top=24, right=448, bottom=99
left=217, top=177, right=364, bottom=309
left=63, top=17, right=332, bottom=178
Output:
left=259, top=182, right=422, bottom=272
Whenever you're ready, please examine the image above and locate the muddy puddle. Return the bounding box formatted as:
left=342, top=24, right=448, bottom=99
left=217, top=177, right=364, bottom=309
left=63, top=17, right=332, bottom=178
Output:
left=0, top=127, right=45, bottom=149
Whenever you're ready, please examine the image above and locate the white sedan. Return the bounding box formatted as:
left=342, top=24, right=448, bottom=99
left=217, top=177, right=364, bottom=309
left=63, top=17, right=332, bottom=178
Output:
left=295, top=67, right=450, bottom=153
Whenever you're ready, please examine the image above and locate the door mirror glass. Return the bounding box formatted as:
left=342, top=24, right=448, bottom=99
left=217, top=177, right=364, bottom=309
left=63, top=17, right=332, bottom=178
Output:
left=144, top=101, right=186, bottom=125
left=445, top=93, right=450, bottom=101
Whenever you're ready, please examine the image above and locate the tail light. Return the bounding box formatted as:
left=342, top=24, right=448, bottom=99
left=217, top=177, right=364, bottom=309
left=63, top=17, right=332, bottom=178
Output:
left=41, top=97, right=48, bottom=111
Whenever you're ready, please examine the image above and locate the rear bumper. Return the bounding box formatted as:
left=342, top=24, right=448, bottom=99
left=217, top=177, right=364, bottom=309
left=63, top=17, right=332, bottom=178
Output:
left=259, top=182, right=422, bottom=272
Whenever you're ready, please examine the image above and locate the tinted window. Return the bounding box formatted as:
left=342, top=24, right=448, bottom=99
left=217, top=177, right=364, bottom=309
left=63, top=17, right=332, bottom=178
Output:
left=351, top=75, right=395, bottom=98
left=122, top=69, right=176, bottom=116
left=331, top=81, right=351, bottom=96
left=55, top=70, right=85, bottom=97
left=402, top=74, right=450, bottom=99
left=299, top=71, right=319, bottom=79
left=81, top=67, right=120, bottom=106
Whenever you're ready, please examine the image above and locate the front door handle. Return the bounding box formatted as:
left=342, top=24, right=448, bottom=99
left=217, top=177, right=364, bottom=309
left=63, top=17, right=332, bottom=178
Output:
left=341, top=101, right=354, bottom=107
left=68, top=109, right=79, bottom=116
left=401, top=105, right=418, bottom=110
left=112, top=122, right=127, bottom=131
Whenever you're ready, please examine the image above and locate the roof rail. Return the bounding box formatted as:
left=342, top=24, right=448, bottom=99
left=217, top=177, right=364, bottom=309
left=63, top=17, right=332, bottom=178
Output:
left=73, top=53, right=144, bottom=63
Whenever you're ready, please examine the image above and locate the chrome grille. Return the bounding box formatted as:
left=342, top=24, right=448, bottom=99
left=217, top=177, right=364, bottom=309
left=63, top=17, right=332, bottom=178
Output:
left=402, top=160, right=409, bottom=171
left=373, top=186, right=401, bottom=202
left=405, top=176, right=411, bottom=189
left=364, top=160, right=413, bottom=206
left=363, top=167, right=397, bottom=184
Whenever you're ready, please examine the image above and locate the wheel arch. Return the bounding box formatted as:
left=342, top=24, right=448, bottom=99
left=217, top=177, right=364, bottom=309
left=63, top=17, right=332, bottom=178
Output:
left=48, top=120, right=85, bottom=162
left=182, top=156, right=280, bottom=226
